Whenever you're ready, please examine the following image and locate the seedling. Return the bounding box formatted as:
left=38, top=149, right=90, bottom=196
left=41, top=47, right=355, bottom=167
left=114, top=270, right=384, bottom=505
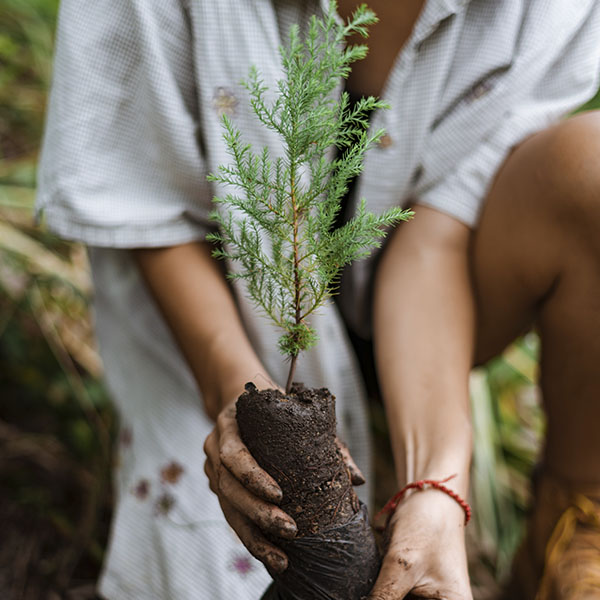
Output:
left=208, top=1, right=412, bottom=393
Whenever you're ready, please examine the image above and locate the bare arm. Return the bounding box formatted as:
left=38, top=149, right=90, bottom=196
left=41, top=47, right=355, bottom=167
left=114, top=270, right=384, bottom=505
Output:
left=370, top=205, right=474, bottom=599
left=133, top=241, right=270, bottom=420
left=374, top=204, right=473, bottom=502
left=133, top=241, right=299, bottom=570
left=167, top=209, right=475, bottom=589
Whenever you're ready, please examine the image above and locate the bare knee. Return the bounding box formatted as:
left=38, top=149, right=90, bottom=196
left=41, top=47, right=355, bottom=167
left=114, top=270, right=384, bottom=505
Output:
left=471, top=111, right=600, bottom=362
left=529, top=111, right=600, bottom=232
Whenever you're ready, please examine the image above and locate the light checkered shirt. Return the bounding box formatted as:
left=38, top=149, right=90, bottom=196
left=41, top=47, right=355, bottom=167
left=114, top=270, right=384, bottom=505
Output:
left=37, top=1, right=600, bottom=598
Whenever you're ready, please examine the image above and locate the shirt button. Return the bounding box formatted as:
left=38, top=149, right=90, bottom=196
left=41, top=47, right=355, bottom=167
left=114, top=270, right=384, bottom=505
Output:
left=378, top=133, right=393, bottom=149
left=469, top=80, right=493, bottom=101
left=412, top=165, right=424, bottom=185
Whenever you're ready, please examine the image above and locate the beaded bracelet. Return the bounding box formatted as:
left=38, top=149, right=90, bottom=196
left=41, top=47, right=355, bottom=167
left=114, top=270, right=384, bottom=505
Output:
left=374, top=474, right=472, bottom=531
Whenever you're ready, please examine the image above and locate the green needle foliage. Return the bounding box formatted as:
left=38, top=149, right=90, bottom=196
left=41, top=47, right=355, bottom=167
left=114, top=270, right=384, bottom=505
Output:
left=208, top=1, right=413, bottom=392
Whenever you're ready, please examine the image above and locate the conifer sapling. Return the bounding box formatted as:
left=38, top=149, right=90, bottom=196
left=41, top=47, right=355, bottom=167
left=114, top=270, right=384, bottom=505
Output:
left=207, top=1, right=413, bottom=394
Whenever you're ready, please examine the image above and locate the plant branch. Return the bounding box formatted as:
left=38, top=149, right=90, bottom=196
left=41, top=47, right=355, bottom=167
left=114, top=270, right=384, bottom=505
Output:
left=208, top=1, right=413, bottom=391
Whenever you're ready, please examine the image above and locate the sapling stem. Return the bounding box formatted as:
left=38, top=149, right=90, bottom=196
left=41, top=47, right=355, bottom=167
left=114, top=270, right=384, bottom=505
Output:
left=285, top=355, right=297, bottom=395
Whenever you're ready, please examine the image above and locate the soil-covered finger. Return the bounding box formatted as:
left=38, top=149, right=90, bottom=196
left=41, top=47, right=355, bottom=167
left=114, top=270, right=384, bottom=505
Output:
left=203, top=429, right=218, bottom=463
left=206, top=433, right=293, bottom=537
left=218, top=409, right=282, bottom=503
left=218, top=464, right=297, bottom=539
left=203, top=430, right=221, bottom=489
left=203, top=456, right=218, bottom=494
left=218, top=496, right=288, bottom=574
left=336, top=437, right=366, bottom=486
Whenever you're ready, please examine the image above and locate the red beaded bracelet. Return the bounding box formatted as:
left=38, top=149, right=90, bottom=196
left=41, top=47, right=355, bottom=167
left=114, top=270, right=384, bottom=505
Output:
left=374, top=474, right=472, bottom=531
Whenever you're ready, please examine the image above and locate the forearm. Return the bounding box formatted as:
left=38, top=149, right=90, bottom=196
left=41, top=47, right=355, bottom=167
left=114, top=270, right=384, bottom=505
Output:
left=133, top=241, right=269, bottom=419
left=373, top=206, right=474, bottom=500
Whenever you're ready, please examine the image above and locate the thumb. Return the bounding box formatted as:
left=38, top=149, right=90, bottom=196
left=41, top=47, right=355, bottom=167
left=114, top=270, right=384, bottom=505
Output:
left=368, top=549, right=417, bottom=600
left=335, top=438, right=366, bottom=486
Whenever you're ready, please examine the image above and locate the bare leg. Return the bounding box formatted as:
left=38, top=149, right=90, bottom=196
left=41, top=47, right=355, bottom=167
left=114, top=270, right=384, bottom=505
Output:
left=473, top=110, right=600, bottom=484
left=471, top=110, right=600, bottom=598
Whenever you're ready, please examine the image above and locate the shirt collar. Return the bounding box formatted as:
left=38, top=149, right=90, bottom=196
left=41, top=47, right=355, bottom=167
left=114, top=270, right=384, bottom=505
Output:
left=439, top=0, right=471, bottom=14
left=319, top=0, right=472, bottom=45
left=318, top=0, right=472, bottom=16
left=319, top=0, right=471, bottom=59
left=411, top=0, right=470, bottom=47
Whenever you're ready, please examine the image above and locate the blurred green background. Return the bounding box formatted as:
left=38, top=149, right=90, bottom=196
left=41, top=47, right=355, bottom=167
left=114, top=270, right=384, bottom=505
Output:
left=1, top=0, right=599, bottom=598
left=1, top=1, right=114, bottom=598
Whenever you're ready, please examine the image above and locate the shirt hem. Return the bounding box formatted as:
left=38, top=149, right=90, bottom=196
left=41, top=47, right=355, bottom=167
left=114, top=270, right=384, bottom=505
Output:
left=98, top=574, right=160, bottom=600
left=39, top=205, right=210, bottom=248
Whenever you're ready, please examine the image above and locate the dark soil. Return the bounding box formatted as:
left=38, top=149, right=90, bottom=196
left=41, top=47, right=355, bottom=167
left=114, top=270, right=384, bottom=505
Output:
left=236, top=382, right=380, bottom=599
left=236, top=382, right=357, bottom=534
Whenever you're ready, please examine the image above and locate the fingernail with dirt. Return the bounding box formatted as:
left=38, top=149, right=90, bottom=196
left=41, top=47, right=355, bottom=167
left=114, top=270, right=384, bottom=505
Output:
left=269, top=552, right=288, bottom=574
left=278, top=518, right=297, bottom=539
left=270, top=485, right=283, bottom=503
left=351, top=468, right=366, bottom=485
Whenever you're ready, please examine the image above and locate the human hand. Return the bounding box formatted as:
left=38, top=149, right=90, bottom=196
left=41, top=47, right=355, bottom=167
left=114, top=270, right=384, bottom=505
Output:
left=203, top=401, right=295, bottom=573
left=369, top=491, right=473, bottom=600
left=203, top=400, right=365, bottom=574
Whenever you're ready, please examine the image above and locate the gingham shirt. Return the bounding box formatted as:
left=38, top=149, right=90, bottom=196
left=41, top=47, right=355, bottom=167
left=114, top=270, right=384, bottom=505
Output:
left=37, top=1, right=600, bottom=598
left=38, top=0, right=600, bottom=332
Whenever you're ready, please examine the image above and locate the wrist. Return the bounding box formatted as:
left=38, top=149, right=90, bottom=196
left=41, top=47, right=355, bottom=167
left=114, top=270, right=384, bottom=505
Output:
left=391, top=438, right=472, bottom=523
left=384, top=390, right=473, bottom=496
left=214, top=340, right=272, bottom=397
left=216, top=366, right=274, bottom=408
left=392, top=490, right=470, bottom=538
left=192, top=330, right=270, bottom=417
left=395, top=438, right=472, bottom=499
left=379, top=475, right=471, bottom=532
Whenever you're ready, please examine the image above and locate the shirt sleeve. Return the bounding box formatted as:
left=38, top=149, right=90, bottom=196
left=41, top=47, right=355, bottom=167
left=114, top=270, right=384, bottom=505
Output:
left=36, top=0, right=214, bottom=247
left=416, top=1, right=600, bottom=228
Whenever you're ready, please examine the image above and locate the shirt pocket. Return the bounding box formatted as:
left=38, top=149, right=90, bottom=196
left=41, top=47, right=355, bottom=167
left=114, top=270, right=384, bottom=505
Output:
left=422, top=64, right=514, bottom=184
left=431, top=63, right=512, bottom=131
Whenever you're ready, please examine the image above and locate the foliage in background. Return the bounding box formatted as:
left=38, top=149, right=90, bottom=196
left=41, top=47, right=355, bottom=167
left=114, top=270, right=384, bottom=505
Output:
left=0, top=0, right=599, bottom=597
left=468, top=336, right=544, bottom=598
left=578, top=86, right=600, bottom=113
left=0, top=0, right=58, bottom=162
left=1, top=1, right=115, bottom=598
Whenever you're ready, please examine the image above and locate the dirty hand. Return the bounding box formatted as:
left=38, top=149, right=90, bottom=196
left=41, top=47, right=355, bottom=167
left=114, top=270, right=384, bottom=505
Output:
left=203, top=401, right=365, bottom=574
left=369, top=492, right=473, bottom=600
